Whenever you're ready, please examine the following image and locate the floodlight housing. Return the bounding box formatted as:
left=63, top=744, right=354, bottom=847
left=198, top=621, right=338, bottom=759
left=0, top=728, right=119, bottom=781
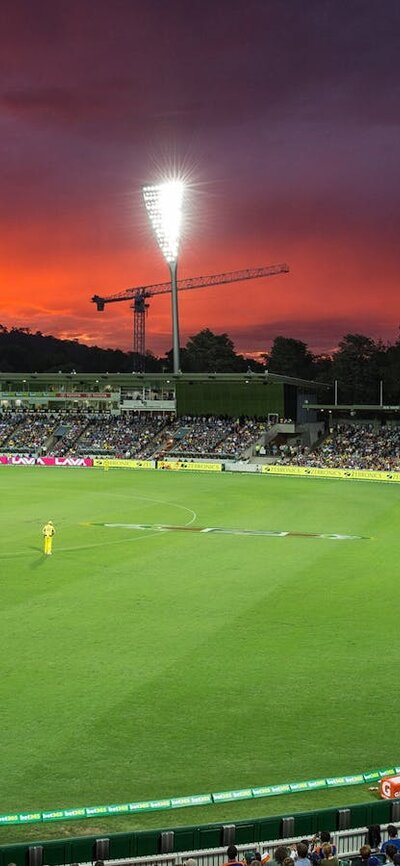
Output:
left=142, top=180, right=184, bottom=264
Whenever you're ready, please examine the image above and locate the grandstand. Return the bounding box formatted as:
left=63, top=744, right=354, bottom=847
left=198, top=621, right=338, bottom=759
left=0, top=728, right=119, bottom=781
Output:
left=0, top=371, right=326, bottom=460
left=1, top=374, right=399, bottom=470
left=275, top=424, right=400, bottom=471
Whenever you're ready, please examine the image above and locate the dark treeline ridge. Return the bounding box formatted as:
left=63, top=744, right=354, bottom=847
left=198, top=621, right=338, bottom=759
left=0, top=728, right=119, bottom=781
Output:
left=0, top=325, right=161, bottom=375
left=1, top=325, right=400, bottom=404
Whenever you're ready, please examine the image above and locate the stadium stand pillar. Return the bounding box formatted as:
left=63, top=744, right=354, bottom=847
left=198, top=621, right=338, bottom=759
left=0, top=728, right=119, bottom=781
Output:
left=281, top=817, right=295, bottom=838
left=93, top=838, right=110, bottom=861
left=222, top=825, right=236, bottom=846
left=391, top=801, right=400, bottom=822
left=160, top=832, right=175, bottom=854
left=337, top=809, right=351, bottom=831
left=26, top=846, right=44, bottom=866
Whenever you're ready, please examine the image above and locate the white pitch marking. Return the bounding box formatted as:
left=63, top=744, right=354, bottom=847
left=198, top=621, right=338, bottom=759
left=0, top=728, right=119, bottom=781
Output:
left=104, top=491, right=197, bottom=527
left=100, top=523, right=366, bottom=541
left=61, top=494, right=198, bottom=551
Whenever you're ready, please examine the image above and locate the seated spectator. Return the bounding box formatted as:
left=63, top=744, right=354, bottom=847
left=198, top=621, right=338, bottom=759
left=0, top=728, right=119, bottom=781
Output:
left=300, top=842, right=311, bottom=853
left=320, top=845, right=338, bottom=866
left=221, top=846, right=243, bottom=866
left=312, top=834, right=337, bottom=860
left=269, top=848, right=290, bottom=866
left=382, top=829, right=400, bottom=854
left=359, top=846, right=372, bottom=866
left=368, top=827, right=382, bottom=852
left=383, top=847, right=398, bottom=865
left=295, top=843, right=311, bottom=866
left=353, top=847, right=384, bottom=866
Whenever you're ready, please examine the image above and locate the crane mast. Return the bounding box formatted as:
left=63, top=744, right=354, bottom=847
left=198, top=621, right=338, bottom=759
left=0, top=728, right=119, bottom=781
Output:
left=91, top=262, right=289, bottom=370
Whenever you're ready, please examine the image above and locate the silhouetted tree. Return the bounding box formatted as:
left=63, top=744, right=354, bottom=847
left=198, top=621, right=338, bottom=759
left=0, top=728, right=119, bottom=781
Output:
left=164, top=329, right=263, bottom=373
left=266, top=336, right=315, bottom=379
left=313, top=353, right=333, bottom=383
left=382, top=333, right=400, bottom=404
left=331, top=334, right=383, bottom=403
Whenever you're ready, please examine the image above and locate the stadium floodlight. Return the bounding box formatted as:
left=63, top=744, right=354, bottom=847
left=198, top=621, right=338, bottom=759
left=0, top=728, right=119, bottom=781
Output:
left=142, top=180, right=184, bottom=374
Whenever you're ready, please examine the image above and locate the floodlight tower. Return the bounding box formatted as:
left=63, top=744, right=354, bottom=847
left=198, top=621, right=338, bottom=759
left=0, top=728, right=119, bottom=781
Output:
left=142, top=180, right=184, bottom=374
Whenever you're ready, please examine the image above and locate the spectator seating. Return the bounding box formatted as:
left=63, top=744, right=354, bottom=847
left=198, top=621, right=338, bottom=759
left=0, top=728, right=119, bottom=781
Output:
left=0, top=410, right=268, bottom=461
left=277, top=424, right=400, bottom=471
left=1, top=414, right=400, bottom=469
left=0, top=410, right=61, bottom=453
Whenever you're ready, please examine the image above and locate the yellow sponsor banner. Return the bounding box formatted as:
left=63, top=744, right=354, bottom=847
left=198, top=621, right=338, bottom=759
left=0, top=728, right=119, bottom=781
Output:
left=158, top=460, right=222, bottom=472
left=93, top=458, right=154, bottom=470
left=348, top=469, right=400, bottom=482
left=262, top=464, right=400, bottom=483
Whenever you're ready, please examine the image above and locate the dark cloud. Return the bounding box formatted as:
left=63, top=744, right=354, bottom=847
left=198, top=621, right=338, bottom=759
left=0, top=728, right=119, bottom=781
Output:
left=228, top=316, right=399, bottom=355
left=0, top=0, right=399, bottom=354
left=0, top=0, right=399, bottom=136
left=2, top=86, right=104, bottom=119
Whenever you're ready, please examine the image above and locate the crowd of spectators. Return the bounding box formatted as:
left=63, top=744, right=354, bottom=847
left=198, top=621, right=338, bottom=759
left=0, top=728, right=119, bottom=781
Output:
left=218, top=827, right=400, bottom=866
left=0, top=411, right=25, bottom=446
left=276, top=424, right=400, bottom=471
left=0, top=409, right=175, bottom=457
left=152, top=415, right=268, bottom=460
left=2, top=411, right=400, bottom=470
left=75, top=413, right=171, bottom=457
left=168, top=416, right=236, bottom=457
left=0, top=410, right=61, bottom=453
left=51, top=414, right=91, bottom=455
left=216, top=418, right=269, bottom=458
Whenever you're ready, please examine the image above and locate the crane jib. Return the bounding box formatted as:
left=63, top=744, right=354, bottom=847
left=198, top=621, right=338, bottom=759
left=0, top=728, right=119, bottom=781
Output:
left=90, top=263, right=289, bottom=358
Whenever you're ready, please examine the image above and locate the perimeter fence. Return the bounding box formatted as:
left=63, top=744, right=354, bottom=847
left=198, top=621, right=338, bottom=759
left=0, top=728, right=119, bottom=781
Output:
left=1, top=454, right=400, bottom=483
left=1, top=799, right=400, bottom=866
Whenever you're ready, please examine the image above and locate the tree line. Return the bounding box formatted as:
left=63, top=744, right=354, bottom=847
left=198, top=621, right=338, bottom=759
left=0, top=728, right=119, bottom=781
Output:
left=1, top=325, right=399, bottom=404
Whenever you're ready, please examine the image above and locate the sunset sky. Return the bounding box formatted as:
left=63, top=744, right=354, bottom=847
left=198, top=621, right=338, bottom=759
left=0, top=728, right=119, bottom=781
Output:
left=1, top=0, right=399, bottom=357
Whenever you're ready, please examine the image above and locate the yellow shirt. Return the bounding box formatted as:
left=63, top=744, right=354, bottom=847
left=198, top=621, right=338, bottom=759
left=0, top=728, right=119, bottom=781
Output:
left=42, top=523, right=55, bottom=538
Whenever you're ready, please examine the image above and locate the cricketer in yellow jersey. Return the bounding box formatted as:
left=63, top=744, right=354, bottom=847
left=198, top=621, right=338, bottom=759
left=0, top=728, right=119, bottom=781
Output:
left=42, top=520, right=56, bottom=555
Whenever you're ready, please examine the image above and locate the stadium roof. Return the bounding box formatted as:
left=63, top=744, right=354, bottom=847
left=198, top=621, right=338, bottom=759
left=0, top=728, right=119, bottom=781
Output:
left=304, top=402, right=400, bottom=412
left=0, top=371, right=330, bottom=390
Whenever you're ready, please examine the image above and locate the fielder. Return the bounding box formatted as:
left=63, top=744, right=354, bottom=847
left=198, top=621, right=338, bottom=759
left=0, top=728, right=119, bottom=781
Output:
left=42, top=520, right=56, bottom=555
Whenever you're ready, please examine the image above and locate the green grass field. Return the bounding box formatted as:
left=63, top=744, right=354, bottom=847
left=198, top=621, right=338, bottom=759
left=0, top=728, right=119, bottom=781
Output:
left=1, top=466, right=399, bottom=842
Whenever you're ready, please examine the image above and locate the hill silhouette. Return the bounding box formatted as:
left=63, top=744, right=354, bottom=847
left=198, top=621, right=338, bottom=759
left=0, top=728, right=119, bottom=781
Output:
left=0, top=326, right=162, bottom=373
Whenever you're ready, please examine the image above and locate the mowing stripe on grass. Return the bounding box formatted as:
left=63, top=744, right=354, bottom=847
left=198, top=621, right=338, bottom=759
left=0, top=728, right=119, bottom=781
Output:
left=93, top=522, right=369, bottom=541
left=0, top=764, right=396, bottom=827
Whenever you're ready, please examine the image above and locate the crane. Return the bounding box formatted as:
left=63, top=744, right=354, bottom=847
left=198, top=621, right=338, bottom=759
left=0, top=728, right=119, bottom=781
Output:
left=92, top=263, right=289, bottom=369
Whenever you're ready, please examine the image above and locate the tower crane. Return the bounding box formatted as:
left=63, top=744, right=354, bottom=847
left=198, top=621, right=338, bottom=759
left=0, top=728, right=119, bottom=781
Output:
left=92, top=262, right=289, bottom=369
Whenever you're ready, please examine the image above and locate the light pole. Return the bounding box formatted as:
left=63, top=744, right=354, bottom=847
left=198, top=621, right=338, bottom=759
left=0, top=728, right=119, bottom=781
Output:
left=142, top=180, right=184, bottom=374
